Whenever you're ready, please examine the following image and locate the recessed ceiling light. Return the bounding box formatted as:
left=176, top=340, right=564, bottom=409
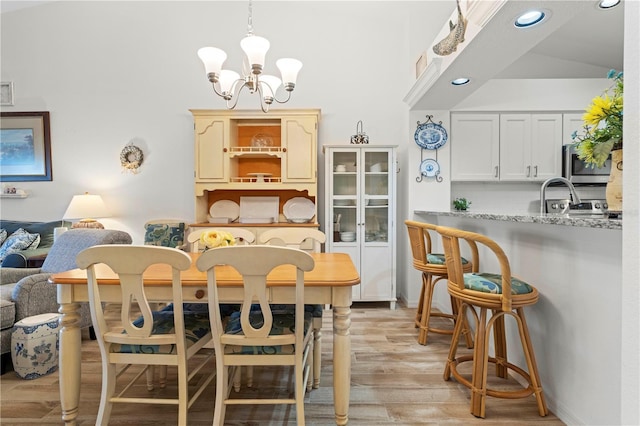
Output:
left=598, top=0, right=620, bottom=9
left=451, top=78, right=470, bottom=86
left=514, top=10, right=546, bottom=28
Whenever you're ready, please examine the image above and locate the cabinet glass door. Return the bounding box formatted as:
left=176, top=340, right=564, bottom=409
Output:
left=331, top=150, right=358, bottom=243
left=364, top=151, right=389, bottom=243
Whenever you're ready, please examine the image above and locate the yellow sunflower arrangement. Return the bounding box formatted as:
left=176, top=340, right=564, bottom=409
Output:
left=572, top=69, right=623, bottom=168
left=200, top=229, right=236, bottom=250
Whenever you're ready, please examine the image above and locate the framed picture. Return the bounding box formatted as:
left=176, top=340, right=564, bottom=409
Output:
left=1, top=82, right=14, bottom=106
left=415, top=52, right=427, bottom=79
left=0, top=111, right=52, bottom=182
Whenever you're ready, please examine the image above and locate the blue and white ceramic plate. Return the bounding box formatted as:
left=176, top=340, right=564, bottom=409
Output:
left=420, top=159, right=440, bottom=177
left=414, top=122, right=448, bottom=150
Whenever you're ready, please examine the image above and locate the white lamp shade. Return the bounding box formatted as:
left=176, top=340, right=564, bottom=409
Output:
left=219, top=69, right=241, bottom=94
left=260, top=75, right=282, bottom=98
left=63, top=194, right=110, bottom=220
left=197, top=47, right=227, bottom=76
left=240, top=35, right=270, bottom=69
left=276, top=58, right=302, bottom=85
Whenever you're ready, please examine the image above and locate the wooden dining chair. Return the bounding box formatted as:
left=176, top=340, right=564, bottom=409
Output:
left=259, top=228, right=326, bottom=389
left=187, top=227, right=255, bottom=252
left=196, top=245, right=315, bottom=426
left=405, top=220, right=474, bottom=347
left=76, top=245, right=215, bottom=426
left=435, top=225, right=548, bottom=418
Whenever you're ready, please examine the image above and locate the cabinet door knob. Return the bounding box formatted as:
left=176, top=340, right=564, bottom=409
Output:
left=223, top=148, right=228, bottom=153
left=494, top=166, right=499, bottom=178
left=282, top=147, right=287, bottom=153
left=195, top=289, right=205, bottom=299
left=534, top=165, right=538, bottom=177
left=527, top=166, right=531, bottom=177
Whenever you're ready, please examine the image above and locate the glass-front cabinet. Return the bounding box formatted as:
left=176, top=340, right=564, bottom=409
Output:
left=323, top=145, right=397, bottom=308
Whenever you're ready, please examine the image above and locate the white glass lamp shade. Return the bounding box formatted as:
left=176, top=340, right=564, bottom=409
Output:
left=260, top=75, right=282, bottom=99
left=218, top=70, right=241, bottom=95
left=240, top=35, right=270, bottom=73
left=276, top=58, right=302, bottom=88
left=197, top=47, right=227, bottom=78
left=63, top=193, right=110, bottom=229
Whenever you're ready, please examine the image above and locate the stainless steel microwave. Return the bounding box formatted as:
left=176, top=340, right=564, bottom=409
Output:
left=562, top=144, right=611, bottom=185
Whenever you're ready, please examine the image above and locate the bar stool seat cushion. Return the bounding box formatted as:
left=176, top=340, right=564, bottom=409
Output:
left=464, top=272, right=533, bottom=295
left=427, top=253, right=469, bottom=265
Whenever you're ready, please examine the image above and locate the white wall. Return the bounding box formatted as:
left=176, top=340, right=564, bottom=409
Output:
left=0, top=1, right=451, bottom=243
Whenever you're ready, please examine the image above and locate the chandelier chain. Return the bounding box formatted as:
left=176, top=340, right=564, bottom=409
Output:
left=247, top=0, right=254, bottom=35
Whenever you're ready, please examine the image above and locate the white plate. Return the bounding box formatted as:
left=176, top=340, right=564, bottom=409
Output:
left=209, top=200, right=240, bottom=222
left=283, top=197, right=315, bottom=220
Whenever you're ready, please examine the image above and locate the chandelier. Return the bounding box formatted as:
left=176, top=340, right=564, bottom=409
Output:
left=197, top=0, right=302, bottom=113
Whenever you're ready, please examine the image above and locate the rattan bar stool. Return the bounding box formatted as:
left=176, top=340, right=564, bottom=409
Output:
left=405, top=220, right=474, bottom=347
left=436, top=225, right=548, bottom=419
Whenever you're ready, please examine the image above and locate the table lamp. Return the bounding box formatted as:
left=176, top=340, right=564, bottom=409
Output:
left=63, top=192, right=110, bottom=229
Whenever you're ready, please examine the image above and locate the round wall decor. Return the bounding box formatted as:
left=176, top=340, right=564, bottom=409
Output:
left=120, top=143, right=143, bottom=174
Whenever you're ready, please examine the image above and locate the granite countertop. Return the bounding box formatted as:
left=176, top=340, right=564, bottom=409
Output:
left=414, top=210, right=622, bottom=230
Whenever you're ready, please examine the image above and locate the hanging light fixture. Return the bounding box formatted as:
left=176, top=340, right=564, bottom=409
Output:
left=197, top=0, right=302, bottom=113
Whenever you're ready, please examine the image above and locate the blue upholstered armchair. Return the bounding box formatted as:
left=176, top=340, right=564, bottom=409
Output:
left=0, top=229, right=132, bottom=373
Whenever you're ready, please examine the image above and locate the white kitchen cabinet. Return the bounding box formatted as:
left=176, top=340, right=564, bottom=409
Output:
left=451, top=113, right=500, bottom=181
left=323, top=145, right=397, bottom=308
left=562, top=113, right=585, bottom=145
left=500, top=114, right=562, bottom=181
left=451, top=112, right=562, bottom=182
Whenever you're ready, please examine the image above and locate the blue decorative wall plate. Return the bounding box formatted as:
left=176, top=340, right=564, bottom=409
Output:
left=420, top=159, right=440, bottom=177
left=414, top=122, right=448, bottom=150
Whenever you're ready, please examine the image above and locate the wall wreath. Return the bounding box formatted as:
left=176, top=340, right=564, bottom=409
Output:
left=120, top=143, right=143, bottom=174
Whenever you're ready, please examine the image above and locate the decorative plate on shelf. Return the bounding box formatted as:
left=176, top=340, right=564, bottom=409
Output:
left=414, top=122, right=448, bottom=150
left=209, top=200, right=240, bottom=222
left=283, top=197, right=315, bottom=221
left=419, top=159, right=440, bottom=177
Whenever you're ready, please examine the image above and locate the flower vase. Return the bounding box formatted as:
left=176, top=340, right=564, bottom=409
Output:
left=606, top=149, right=623, bottom=212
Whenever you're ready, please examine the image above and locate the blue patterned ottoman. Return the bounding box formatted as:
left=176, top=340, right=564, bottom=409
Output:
left=11, top=313, right=61, bottom=379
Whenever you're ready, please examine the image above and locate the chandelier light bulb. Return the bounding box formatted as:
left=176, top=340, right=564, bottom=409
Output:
left=197, top=47, right=227, bottom=81
left=240, top=35, right=270, bottom=74
left=276, top=58, right=302, bottom=90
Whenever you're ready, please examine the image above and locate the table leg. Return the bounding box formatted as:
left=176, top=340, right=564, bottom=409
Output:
left=58, top=302, right=82, bottom=425
left=332, top=297, right=351, bottom=425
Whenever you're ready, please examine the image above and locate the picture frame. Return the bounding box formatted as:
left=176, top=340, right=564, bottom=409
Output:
left=415, top=51, right=427, bottom=79
left=1, top=82, right=14, bottom=106
left=0, top=111, right=52, bottom=182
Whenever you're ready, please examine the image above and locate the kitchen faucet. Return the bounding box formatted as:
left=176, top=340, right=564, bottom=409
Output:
left=540, top=177, right=582, bottom=214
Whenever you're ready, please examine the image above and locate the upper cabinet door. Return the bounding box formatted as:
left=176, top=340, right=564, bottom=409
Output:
left=282, top=116, right=317, bottom=183
left=530, top=114, right=563, bottom=180
left=195, top=117, right=228, bottom=181
left=451, top=113, right=500, bottom=181
left=500, top=114, right=532, bottom=181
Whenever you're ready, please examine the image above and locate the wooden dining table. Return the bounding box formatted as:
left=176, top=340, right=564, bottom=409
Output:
left=49, top=251, right=360, bottom=426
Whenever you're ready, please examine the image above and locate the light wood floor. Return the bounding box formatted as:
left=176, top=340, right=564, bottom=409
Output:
left=0, top=303, right=564, bottom=425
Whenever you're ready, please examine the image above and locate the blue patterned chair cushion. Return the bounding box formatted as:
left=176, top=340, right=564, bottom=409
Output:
left=268, top=304, right=323, bottom=318
left=426, top=253, right=469, bottom=265
left=0, top=229, right=39, bottom=263
left=0, top=229, right=7, bottom=246
left=463, top=272, right=533, bottom=295
left=224, top=310, right=312, bottom=355
left=144, top=223, right=185, bottom=248
left=111, top=311, right=210, bottom=355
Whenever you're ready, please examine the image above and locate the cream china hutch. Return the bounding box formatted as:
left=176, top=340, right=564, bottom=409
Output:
left=190, top=109, right=320, bottom=244
left=323, top=145, right=397, bottom=307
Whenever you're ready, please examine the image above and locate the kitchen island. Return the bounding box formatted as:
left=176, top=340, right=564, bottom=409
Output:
left=413, top=210, right=622, bottom=425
